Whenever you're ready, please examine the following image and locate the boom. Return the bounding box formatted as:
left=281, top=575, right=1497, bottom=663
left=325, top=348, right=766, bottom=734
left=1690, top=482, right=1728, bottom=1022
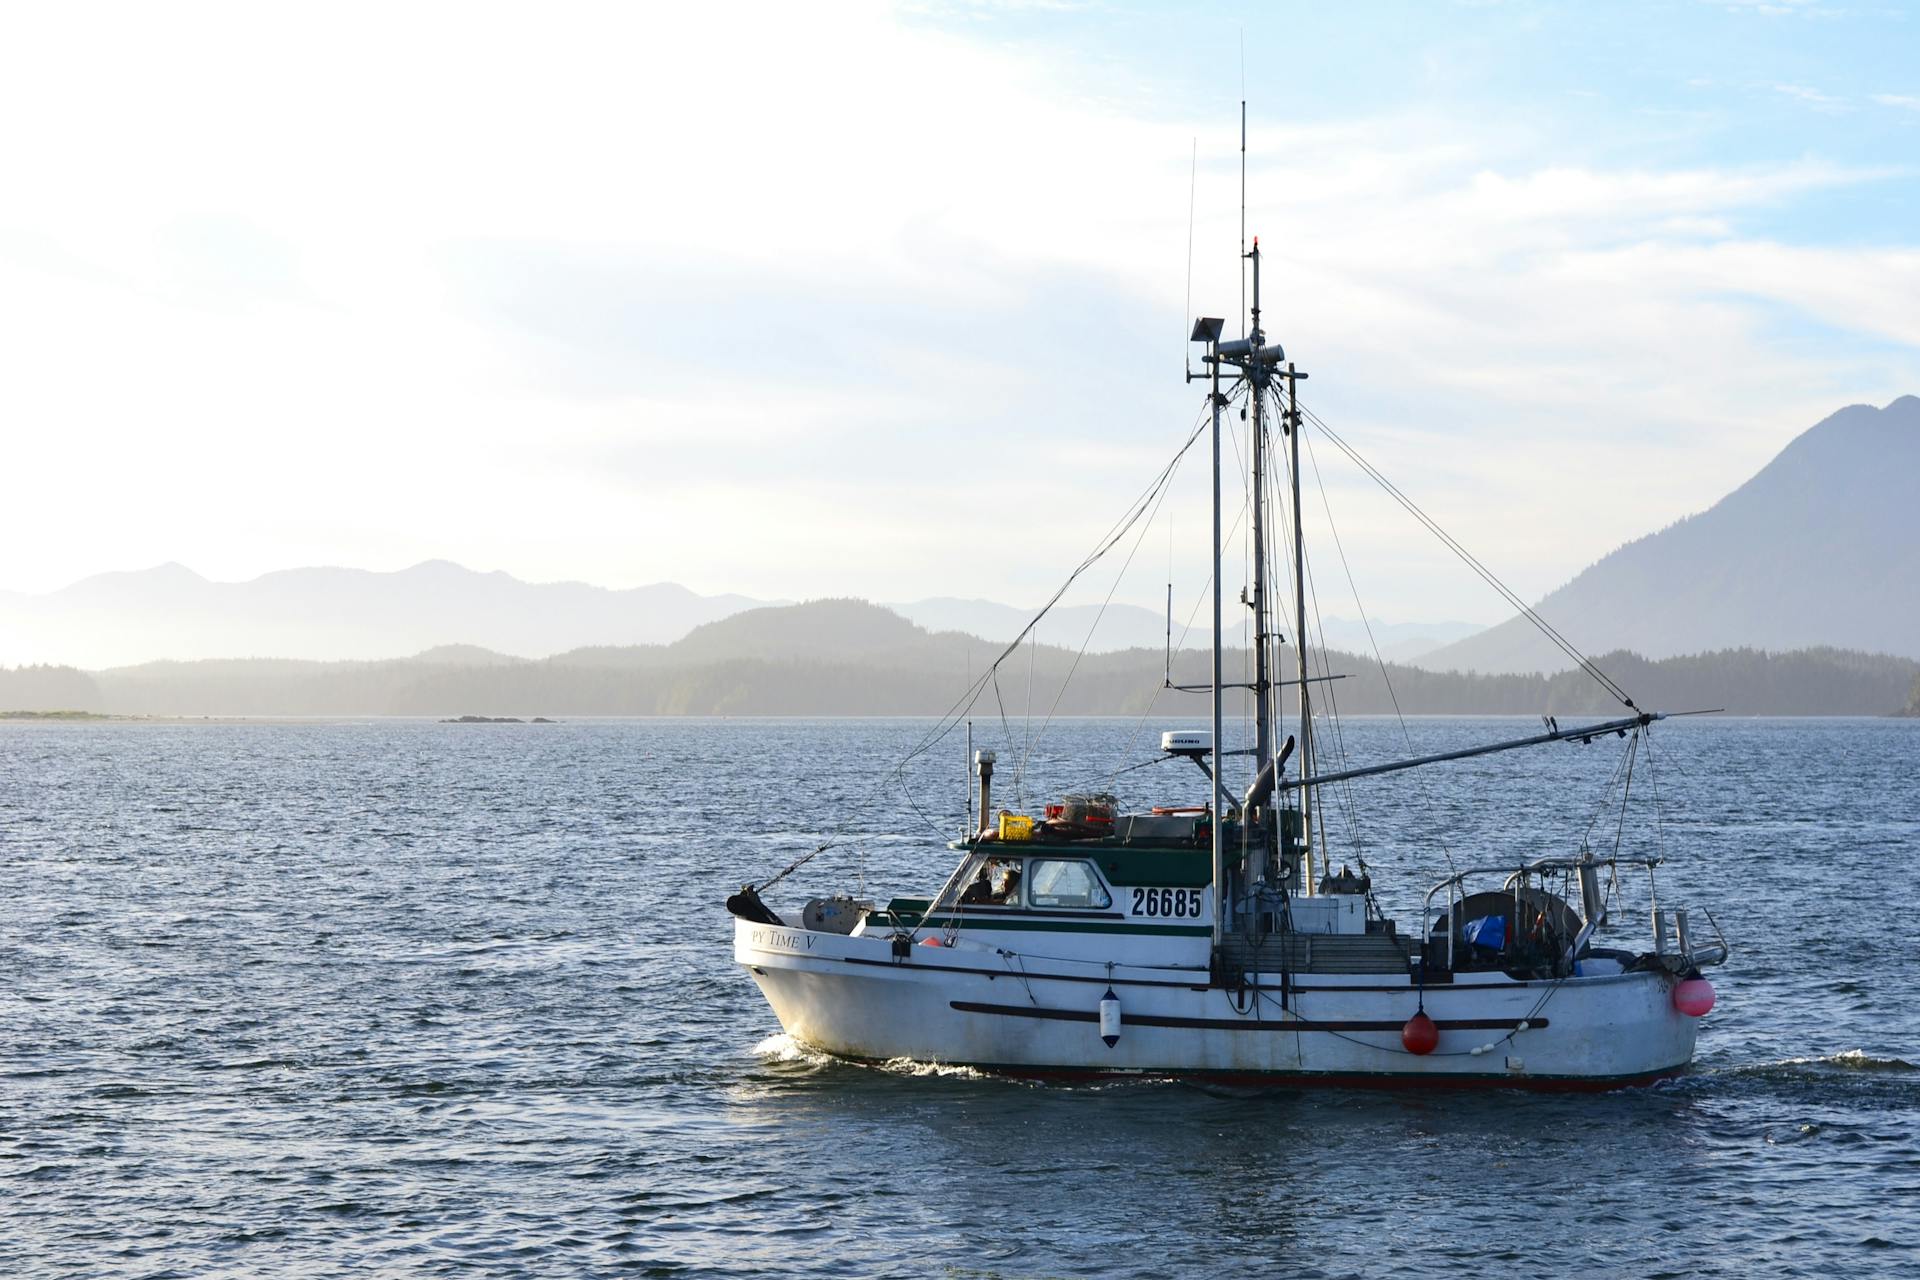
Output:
left=1276, top=711, right=1661, bottom=792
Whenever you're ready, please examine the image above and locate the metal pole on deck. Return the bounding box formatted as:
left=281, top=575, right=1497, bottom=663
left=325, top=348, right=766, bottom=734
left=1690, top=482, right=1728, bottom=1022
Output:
left=1289, top=361, right=1313, bottom=894
left=1247, top=242, right=1270, bottom=889
left=1210, top=345, right=1226, bottom=949
left=1190, top=313, right=1229, bottom=952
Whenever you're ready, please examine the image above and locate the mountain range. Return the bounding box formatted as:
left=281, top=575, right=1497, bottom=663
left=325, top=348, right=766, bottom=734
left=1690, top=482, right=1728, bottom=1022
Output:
left=0, top=562, right=1478, bottom=669
left=0, top=560, right=770, bottom=670
left=2, top=598, right=1912, bottom=717
left=2, top=395, right=1913, bottom=684
left=889, top=598, right=1480, bottom=663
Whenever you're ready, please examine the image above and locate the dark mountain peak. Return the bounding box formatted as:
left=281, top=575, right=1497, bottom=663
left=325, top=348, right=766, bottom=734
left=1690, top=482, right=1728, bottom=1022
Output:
left=1793, top=392, right=1918, bottom=440
left=1417, top=396, right=1920, bottom=673
left=670, top=598, right=931, bottom=663
left=1727, top=393, right=1918, bottom=508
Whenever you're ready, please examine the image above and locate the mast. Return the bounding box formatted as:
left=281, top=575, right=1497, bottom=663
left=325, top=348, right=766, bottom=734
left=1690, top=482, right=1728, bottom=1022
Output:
left=1246, top=241, right=1273, bottom=887
left=1200, top=237, right=1289, bottom=916
left=1208, top=332, right=1226, bottom=948
left=1191, top=314, right=1228, bottom=943
left=1288, top=359, right=1312, bottom=893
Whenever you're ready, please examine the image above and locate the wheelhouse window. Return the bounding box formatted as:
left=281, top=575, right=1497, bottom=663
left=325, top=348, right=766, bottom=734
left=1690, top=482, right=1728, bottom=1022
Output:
left=1026, top=859, right=1112, bottom=910
left=959, top=857, right=1024, bottom=907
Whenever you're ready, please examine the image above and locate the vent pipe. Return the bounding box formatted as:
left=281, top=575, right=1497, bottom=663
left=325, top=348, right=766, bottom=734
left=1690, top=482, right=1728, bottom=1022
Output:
left=975, top=750, right=996, bottom=838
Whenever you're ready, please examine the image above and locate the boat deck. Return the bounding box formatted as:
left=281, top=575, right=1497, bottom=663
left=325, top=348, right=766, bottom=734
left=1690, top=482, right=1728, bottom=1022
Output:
left=1218, top=931, right=1416, bottom=976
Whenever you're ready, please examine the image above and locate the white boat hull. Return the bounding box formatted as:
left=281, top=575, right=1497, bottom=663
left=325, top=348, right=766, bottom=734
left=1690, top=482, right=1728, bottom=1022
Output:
left=737, top=918, right=1701, bottom=1089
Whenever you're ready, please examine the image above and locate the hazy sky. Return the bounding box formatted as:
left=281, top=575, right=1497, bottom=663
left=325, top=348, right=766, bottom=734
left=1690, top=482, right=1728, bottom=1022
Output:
left=3, top=0, right=1916, bottom=626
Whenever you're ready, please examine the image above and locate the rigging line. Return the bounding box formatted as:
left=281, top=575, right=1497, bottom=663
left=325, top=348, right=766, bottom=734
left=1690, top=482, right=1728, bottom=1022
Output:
left=1273, top=416, right=1364, bottom=862
left=1075, top=752, right=1183, bottom=799
left=755, top=403, right=1211, bottom=892
left=1303, top=536, right=1391, bottom=878
left=895, top=765, right=958, bottom=844
left=1302, top=400, right=1616, bottom=696
left=759, top=646, right=1020, bottom=891
left=992, top=667, right=1018, bottom=781
left=1645, top=726, right=1666, bottom=862
left=1018, top=629, right=1036, bottom=808
left=1300, top=505, right=1366, bottom=865
left=1578, top=729, right=1636, bottom=852
left=1018, top=429, right=1189, bottom=792
left=1308, top=406, right=1635, bottom=711
left=1103, top=502, right=1246, bottom=790
left=1104, top=683, right=1168, bottom=796
left=1296, top=395, right=1415, bottom=754
left=1109, top=579, right=1208, bottom=786
left=899, top=401, right=1207, bottom=746
left=897, top=403, right=1206, bottom=777
left=1177, top=488, right=1249, bottom=652
left=1609, top=729, right=1641, bottom=865
left=1294, top=398, right=1440, bottom=873
left=1103, top=459, right=1257, bottom=786
left=1298, top=403, right=1635, bottom=710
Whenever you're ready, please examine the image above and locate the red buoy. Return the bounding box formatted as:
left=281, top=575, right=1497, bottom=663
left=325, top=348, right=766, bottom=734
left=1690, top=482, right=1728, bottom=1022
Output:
left=1673, top=977, right=1715, bottom=1017
left=1402, top=1010, right=1439, bottom=1055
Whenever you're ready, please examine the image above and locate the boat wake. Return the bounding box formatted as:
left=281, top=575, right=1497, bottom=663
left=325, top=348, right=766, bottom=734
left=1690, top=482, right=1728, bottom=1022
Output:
left=1726, top=1049, right=1917, bottom=1078
left=1786, top=1049, right=1916, bottom=1072
left=751, top=1034, right=992, bottom=1081
left=752, top=1033, right=836, bottom=1069
left=877, top=1056, right=990, bottom=1081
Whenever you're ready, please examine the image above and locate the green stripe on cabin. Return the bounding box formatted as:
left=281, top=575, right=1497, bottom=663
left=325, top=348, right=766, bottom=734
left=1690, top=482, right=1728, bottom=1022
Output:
left=941, top=843, right=1218, bottom=889
left=878, top=912, right=1211, bottom=937
left=1093, top=848, right=1213, bottom=888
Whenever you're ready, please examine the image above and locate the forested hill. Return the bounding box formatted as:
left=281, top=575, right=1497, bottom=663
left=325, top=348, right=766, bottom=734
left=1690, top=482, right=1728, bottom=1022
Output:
left=1, top=600, right=1914, bottom=717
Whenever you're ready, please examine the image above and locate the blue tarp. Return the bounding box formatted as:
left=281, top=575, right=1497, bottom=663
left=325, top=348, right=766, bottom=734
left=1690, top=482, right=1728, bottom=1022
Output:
left=1462, top=914, right=1507, bottom=950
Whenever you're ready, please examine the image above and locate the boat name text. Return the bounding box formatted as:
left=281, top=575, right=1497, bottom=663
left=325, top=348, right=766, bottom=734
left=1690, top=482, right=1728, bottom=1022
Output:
left=751, top=929, right=817, bottom=953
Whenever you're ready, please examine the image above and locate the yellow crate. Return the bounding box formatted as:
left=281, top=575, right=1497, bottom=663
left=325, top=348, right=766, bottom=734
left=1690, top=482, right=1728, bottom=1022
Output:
left=998, top=812, right=1035, bottom=842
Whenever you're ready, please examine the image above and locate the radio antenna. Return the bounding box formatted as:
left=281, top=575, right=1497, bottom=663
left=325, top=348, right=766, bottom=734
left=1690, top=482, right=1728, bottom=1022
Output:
left=1185, top=137, right=1196, bottom=380
left=1239, top=98, right=1247, bottom=337
left=1238, top=27, right=1247, bottom=334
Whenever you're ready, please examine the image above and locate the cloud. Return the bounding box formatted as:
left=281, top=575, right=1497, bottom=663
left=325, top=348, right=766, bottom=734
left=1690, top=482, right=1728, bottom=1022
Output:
left=1770, top=82, right=1849, bottom=110
left=0, top=1, right=1915, bottom=628
left=1715, top=0, right=1844, bottom=16
left=1875, top=93, right=1920, bottom=111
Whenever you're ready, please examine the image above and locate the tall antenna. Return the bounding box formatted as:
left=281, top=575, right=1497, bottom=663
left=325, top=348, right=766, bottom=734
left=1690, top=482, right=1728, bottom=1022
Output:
left=1184, top=137, right=1197, bottom=380
left=1239, top=99, right=1247, bottom=337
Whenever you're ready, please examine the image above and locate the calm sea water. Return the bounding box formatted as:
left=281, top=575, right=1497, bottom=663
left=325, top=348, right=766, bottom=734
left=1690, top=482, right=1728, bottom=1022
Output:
left=3, top=716, right=1917, bottom=1278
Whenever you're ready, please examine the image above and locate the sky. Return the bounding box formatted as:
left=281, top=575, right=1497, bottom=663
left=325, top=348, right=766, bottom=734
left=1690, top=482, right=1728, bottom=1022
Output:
left=2, top=0, right=1917, bottom=629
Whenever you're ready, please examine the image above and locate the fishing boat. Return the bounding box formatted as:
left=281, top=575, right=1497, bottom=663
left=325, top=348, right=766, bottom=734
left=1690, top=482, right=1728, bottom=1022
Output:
left=728, top=231, right=1728, bottom=1090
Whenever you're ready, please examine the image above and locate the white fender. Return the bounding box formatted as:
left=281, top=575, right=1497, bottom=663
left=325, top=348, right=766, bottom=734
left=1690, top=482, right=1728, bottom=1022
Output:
left=1098, top=988, right=1122, bottom=1048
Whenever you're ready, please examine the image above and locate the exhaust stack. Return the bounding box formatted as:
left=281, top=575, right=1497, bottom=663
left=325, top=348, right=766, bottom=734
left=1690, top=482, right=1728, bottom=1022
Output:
left=975, top=750, right=996, bottom=838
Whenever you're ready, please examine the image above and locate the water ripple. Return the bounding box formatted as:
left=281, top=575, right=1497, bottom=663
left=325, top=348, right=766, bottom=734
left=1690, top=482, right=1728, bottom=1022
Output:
left=3, top=716, right=1917, bottom=1277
